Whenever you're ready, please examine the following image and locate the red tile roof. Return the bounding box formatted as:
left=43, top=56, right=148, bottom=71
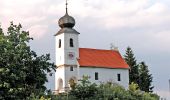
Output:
left=78, top=48, right=129, bottom=69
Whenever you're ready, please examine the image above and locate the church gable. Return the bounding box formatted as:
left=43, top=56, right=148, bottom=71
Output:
left=78, top=48, right=129, bottom=69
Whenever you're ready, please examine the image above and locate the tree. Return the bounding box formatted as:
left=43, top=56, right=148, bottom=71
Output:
left=0, top=22, right=55, bottom=100
left=138, top=62, right=154, bottom=92
left=124, top=46, right=139, bottom=84
left=97, top=82, right=132, bottom=100
left=128, top=82, right=158, bottom=100
left=68, top=78, right=159, bottom=100
left=69, top=76, right=98, bottom=100
left=124, top=47, right=154, bottom=93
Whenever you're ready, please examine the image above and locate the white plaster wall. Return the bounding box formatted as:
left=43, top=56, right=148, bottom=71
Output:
left=55, top=34, right=65, bottom=66
left=64, top=66, right=78, bottom=87
left=64, top=33, right=79, bottom=65
left=55, top=67, right=65, bottom=90
left=55, top=67, right=129, bottom=90
left=55, top=32, right=79, bottom=91
left=55, top=33, right=79, bottom=66
left=79, top=67, right=129, bottom=89
left=55, top=66, right=78, bottom=90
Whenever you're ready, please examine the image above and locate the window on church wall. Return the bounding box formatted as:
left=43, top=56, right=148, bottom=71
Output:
left=70, top=66, right=73, bottom=71
left=59, top=39, right=61, bottom=48
left=117, top=74, right=121, bottom=81
left=95, top=72, right=98, bottom=80
left=70, top=38, right=74, bottom=47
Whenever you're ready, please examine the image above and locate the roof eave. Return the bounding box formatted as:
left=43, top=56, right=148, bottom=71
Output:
left=54, top=28, right=80, bottom=36
left=79, top=65, right=129, bottom=69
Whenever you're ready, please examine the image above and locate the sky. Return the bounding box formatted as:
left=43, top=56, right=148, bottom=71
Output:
left=0, top=0, right=170, bottom=99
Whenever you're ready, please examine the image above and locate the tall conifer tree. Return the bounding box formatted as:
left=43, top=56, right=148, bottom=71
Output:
left=124, top=47, right=139, bottom=84
left=138, top=62, right=153, bottom=92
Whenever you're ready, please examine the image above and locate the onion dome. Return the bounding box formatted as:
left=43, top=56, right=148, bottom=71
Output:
left=55, top=1, right=80, bottom=36
left=58, top=13, right=75, bottom=28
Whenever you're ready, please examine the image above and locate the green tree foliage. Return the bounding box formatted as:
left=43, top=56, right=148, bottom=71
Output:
left=138, top=62, right=154, bottom=92
left=129, top=82, right=158, bottom=100
left=69, top=76, right=98, bottom=100
left=129, top=82, right=140, bottom=92
left=97, top=82, right=132, bottom=100
left=124, top=47, right=154, bottom=93
left=0, top=22, right=55, bottom=100
left=124, top=46, right=139, bottom=84
left=52, top=78, right=159, bottom=100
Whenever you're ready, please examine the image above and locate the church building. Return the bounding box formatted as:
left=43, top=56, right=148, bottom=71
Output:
left=54, top=2, right=129, bottom=93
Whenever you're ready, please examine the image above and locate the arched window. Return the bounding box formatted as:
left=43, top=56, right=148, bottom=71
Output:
left=57, top=78, right=63, bottom=90
left=70, top=38, right=74, bottom=47
left=59, top=39, right=61, bottom=48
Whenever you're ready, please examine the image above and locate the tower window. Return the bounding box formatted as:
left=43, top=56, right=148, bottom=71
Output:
left=59, top=39, right=61, bottom=48
left=70, top=66, right=73, bottom=71
left=117, top=74, right=121, bottom=81
left=70, top=38, right=74, bottom=47
left=95, top=72, right=98, bottom=80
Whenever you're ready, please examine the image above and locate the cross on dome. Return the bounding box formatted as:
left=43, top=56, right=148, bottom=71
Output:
left=66, top=0, right=68, bottom=14
left=58, top=0, right=75, bottom=28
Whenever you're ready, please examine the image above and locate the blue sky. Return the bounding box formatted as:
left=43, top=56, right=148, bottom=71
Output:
left=0, top=0, right=170, bottom=99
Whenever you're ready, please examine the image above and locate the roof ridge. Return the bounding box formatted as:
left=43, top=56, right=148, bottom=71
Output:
left=79, top=47, right=117, bottom=52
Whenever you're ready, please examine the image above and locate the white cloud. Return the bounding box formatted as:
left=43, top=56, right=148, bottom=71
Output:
left=146, top=2, right=168, bottom=14
left=0, top=0, right=58, bottom=39
left=1, top=0, right=170, bottom=53
left=1, top=0, right=170, bottom=39
left=27, top=25, right=48, bottom=39
left=56, top=0, right=169, bottom=38
left=98, top=1, right=170, bottom=29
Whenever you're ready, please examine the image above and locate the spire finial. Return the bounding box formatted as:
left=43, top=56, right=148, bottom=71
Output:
left=66, top=0, right=68, bottom=14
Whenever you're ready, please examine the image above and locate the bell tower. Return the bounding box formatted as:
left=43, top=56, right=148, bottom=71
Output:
left=54, top=0, right=80, bottom=93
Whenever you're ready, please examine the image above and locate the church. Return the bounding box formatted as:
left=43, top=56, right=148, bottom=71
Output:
left=54, top=2, right=129, bottom=93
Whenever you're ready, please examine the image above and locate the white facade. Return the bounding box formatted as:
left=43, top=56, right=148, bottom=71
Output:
left=55, top=64, right=129, bottom=93
left=55, top=32, right=129, bottom=93
left=54, top=10, right=129, bottom=93
left=55, top=31, right=79, bottom=92
left=55, top=32, right=79, bottom=66
left=79, top=67, right=129, bottom=89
